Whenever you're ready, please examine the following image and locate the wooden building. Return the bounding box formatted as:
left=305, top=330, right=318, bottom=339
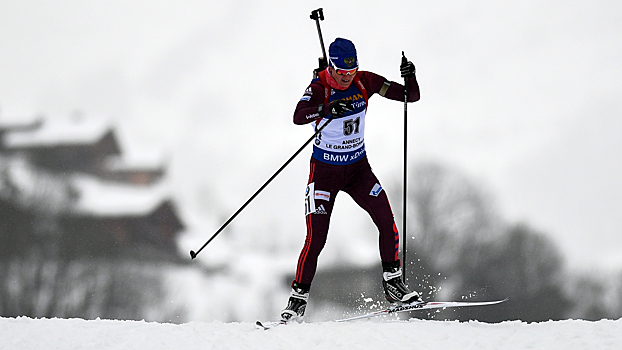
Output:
left=0, top=115, right=184, bottom=262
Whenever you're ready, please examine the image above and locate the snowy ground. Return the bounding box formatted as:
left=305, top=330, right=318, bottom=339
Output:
left=1, top=317, right=619, bottom=350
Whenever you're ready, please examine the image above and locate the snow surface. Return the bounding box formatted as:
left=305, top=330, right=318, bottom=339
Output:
left=0, top=317, right=619, bottom=350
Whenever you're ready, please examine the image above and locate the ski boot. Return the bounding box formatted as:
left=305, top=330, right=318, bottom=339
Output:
left=280, top=282, right=310, bottom=322
left=382, top=261, right=422, bottom=304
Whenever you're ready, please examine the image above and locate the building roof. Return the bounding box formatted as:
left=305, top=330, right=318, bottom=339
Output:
left=0, top=116, right=43, bottom=132
left=3, top=115, right=112, bottom=149
left=70, top=174, right=175, bottom=217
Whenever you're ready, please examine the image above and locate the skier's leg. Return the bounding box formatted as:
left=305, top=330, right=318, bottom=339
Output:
left=344, top=158, right=421, bottom=304
left=293, top=160, right=340, bottom=286
left=343, top=158, right=399, bottom=263
left=293, top=203, right=334, bottom=286
left=284, top=159, right=341, bottom=320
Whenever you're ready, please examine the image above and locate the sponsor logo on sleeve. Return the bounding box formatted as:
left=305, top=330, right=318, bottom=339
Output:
left=300, top=87, right=313, bottom=101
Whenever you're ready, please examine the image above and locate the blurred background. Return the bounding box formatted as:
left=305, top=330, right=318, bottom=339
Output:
left=1, top=0, right=621, bottom=323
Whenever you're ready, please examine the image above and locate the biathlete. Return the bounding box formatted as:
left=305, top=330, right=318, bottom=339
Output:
left=281, top=38, right=422, bottom=322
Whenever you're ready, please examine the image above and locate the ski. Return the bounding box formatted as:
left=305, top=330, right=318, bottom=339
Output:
left=256, top=298, right=508, bottom=329
left=336, top=297, right=509, bottom=322
left=255, top=320, right=287, bottom=330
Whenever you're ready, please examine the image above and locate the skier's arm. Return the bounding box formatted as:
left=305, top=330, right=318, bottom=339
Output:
left=293, top=82, right=327, bottom=125
left=360, top=71, right=420, bottom=102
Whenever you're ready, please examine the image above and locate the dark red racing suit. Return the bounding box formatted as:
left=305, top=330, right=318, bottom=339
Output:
left=291, top=68, right=420, bottom=287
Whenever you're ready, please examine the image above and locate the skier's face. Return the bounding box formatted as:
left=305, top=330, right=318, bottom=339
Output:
left=329, top=67, right=356, bottom=89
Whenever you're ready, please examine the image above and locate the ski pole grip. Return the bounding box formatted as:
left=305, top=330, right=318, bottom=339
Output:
left=401, top=51, right=410, bottom=83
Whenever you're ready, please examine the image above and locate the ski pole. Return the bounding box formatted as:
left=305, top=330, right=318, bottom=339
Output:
left=401, top=51, right=409, bottom=282
left=190, top=8, right=333, bottom=260
left=310, top=8, right=328, bottom=77
left=190, top=118, right=334, bottom=260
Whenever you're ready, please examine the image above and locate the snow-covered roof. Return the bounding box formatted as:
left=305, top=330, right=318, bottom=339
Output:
left=104, top=148, right=168, bottom=172
left=0, top=116, right=42, bottom=131
left=70, top=174, right=174, bottom=217
left=3, top=115, right=113, bottom=148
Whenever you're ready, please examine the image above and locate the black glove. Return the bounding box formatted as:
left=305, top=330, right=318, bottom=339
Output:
left=400, top=60, right=416, bottom=78
left=328, top=99, right=354, bottom=118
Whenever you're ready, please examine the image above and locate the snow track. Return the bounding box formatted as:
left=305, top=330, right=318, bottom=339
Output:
left=1, top=316, right=620, bottom=350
